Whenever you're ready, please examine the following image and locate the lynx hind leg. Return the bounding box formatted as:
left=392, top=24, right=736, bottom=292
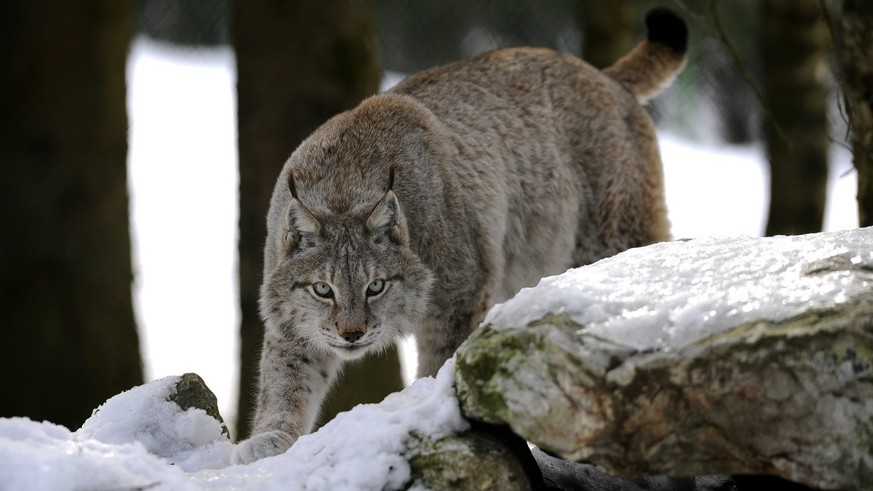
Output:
left=585, top=112, right=671, bottom=263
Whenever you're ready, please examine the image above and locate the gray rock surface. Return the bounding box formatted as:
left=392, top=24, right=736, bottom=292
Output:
left=532, top=447, right=732, bottom=491
left=409, top=430, right=532, bottom=490
left=169, top=372, right=230, bottom=438
left=455, top=228, right=873, bottom=490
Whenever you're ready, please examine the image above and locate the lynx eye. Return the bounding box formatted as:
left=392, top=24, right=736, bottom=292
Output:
left=366, top=279, right=386, bottom=297
left=312, top=282, right=334, bottom=299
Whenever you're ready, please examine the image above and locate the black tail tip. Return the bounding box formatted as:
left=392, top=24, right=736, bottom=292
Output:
left=645, top=7, right=688, bottom=55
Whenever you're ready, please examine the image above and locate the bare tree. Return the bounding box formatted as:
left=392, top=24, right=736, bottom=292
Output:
left=841, top=0, right=873, bottom=227
left=0, top=0, right=143, bottom=429
left=234, top=0, right=403, bottom=439
left=761, top=0, right=830, bottom=235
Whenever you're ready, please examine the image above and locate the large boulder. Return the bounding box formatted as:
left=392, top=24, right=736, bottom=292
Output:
left=455, top=228, right=873, bottom=490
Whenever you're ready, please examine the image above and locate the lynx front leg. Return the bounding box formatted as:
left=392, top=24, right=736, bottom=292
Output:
left=416, top=279, right=496, bottom=377
left=416, top=298, right=491, bottom=378
left=233, top=331, right=339, bottom=464
left=416, top=323, right=462, bottom=378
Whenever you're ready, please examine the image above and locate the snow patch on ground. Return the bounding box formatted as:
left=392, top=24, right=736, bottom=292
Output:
left=0, top=359, right=467, bottom=490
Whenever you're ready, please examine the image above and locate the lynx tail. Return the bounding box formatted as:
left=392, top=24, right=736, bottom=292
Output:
left=603, top=7, right=688, bottom=103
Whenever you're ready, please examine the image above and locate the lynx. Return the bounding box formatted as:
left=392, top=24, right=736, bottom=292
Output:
left=234, top=8, right=688, bottom=464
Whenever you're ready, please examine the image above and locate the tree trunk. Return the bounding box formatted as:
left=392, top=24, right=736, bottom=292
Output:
left=0, top=0, right=143, bottom=429
left=761, top=0, right=830, bottom=236
left=842, top=0, right=873, bottom=227
left=580, top=0, right=635, bottom=69
left=234, top=0, right=403, bottom=439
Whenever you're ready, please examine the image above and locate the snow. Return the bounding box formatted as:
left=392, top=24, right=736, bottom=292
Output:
left=484, top=227, right=873, bottom=351
left=659, top=134, right=769, bottom=238
left=0, top=418, right=188, bottom=491
left=0, top=360, right=467, bottom=490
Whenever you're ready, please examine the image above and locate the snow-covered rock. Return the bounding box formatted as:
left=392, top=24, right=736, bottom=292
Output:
left=455, top=227, right=873, bottom=490
left=0, top=373, right=231, bottom=491
left=75, top=372, right=233, bottom=472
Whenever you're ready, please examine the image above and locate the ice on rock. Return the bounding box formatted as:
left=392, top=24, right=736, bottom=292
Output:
left=484, top=228, right=873, bottom=351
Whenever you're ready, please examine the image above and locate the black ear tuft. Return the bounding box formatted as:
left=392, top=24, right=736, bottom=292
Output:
left=388, top=163, right=396, bottom=191
left=288, top=170, right=299, bottom=199
left=645, top=7, right=688, bottom=56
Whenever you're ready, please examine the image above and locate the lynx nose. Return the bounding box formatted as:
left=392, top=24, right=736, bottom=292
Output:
left=337, top=321, right=367, bottom=343
left=336, top=310, right=368, bottom=343
left=341, top=330, right=365, bottom=343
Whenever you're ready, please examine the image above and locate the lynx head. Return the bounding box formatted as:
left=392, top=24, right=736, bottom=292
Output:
left=260, top=167, right=434, bottom=360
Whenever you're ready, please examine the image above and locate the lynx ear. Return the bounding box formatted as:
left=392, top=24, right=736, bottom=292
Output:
left=367, top=190, right=408, bottom=246
left=284, top=171, right=320, bottom=251
left=284, top=199, right=321, bottom=251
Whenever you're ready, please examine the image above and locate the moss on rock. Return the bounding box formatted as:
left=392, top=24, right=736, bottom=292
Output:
left=408, top=430, right=531, bottom=490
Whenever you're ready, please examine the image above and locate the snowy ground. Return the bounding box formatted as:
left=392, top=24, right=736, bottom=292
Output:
left=124, top=38, right=859, bottom=434
left=0, top=360, right=467, bottom=490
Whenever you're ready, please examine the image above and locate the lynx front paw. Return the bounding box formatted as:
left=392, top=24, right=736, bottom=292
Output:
left=232, top=430, right=297, bottom=465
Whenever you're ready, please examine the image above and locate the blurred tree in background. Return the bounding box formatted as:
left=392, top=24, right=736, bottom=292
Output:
left=841, top=0, right=873, bottom=227
left=233, top=0, right=403, bottom=440
left=761, top=0, right=830, bottom=236
left=375, top=0, right=582, bottom=74
left=136, top=0, right=229, bottom=46
left=0, top=0, right=143, bottom=429
left=696, top=0, right=762, bottom=144
left=580, top=0, right=635, bottom=69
